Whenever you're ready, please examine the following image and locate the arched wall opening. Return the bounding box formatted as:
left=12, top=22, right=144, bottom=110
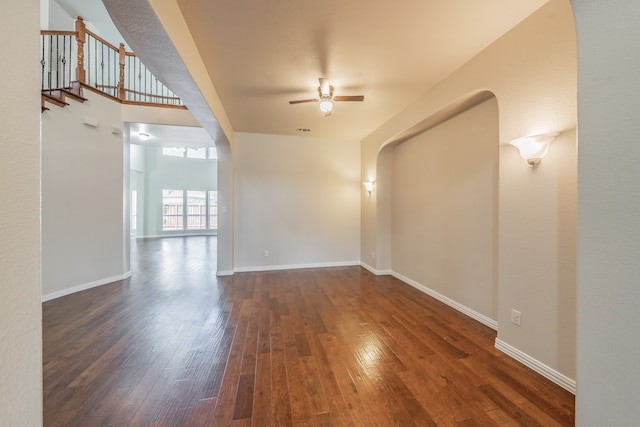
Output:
left=378, top=96, right=499, bottom=326
left=361, top=0, right=577, bottom=391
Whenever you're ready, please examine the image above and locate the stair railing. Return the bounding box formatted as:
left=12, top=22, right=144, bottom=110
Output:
left=41, top=16, right=183, bottom=108
left=41, top=30, right=76, bottom=92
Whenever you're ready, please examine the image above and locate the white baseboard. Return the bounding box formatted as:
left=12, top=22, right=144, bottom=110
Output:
left=495, top=338, right=576, bottom=394
left=388, top=272, right=576, bottom=393
left=233, top=260, right=361, bottom=273
left=135, top=233, right=217, bottom=239
left=360, top=262, right=392, bottom=276
left=42, top=271, right=132, bottom=302
left=216, top=270, right=234, bottom=277
left=390, top=271, right=498, bottom=330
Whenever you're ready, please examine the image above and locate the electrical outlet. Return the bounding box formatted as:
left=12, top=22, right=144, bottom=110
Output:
left=510, top=309, right=522, bottom=326
left=263, top=250, right=269, bottom=257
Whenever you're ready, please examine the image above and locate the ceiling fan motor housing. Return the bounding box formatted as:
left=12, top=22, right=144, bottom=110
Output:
left=319, top=85, right=334, bottom=100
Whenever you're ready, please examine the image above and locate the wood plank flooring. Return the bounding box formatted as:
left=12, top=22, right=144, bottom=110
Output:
left=43, top=236, right=574, bottom=426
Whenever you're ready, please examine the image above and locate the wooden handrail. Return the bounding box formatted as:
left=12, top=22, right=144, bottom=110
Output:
left=41, top=30, right=77, bottom=36
left=95, top=85, right=181, bottom=101
left=122, top=100, right=187, bottom=109
left=85, top=29, right=120, bottom=52
left=123, top=88, right=181, bottom=101
left=41, top=16, right=184, bottom=108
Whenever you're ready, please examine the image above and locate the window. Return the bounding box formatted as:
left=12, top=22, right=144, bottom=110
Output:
left=162, top=146, right=217, bottom=159
left=162, top=189, right=217, bottom=231
left=162, top=147, right=185, bottom=158
left=187, top=147, right=207, bottom=159
left=162, top=189, right=184, bottom=230
left=187, top=190, right=207, bottom=230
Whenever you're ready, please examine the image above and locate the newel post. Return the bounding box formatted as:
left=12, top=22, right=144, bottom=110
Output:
left=118, top=43, right=126, bottom=101
left=75, top=16, right=86, bottom=84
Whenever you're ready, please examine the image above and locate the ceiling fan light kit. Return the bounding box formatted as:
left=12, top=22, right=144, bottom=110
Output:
left=320, top=100, right=333, bottom=116
left=290, top=78, right=364, bottom=117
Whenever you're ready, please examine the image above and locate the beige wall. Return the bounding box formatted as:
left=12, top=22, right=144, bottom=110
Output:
left=574, top=0, right=640, bottom=424
left=0, top=0, right=43, bottom=424
left=362, top=0, right=577, bottom=385
left=122, top=103, right=202, bottom=126
left=390, top=98, right=498, bottom=322
left=234, top=132, right=360, bottom=270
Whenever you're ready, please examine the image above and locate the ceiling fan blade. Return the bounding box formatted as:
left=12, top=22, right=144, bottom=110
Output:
left=334, top=95, right=364, bottom=102
left=289, top=98, right=318, bottom=104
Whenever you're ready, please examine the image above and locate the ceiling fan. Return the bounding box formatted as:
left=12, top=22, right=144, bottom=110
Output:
left=289, top=78, right=364, bottom=117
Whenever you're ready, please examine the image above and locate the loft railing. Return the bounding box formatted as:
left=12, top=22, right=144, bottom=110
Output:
left=124, top=52, right=183, bottom=104
left=41, top=16, right=183, bottom=108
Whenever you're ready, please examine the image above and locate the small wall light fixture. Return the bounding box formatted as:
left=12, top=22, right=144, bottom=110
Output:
left=509, top=132, right=559, bottom=167
left=83, top=116, right=99, bottom=128
left=363, top=181, right=375, bottom=196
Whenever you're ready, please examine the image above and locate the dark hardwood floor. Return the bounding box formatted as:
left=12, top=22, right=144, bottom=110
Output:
left=43, top=236, right=574, bottom=426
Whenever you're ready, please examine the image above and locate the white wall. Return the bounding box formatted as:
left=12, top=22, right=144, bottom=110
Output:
left=234, top=132, right=360, bottom=271
left=140, top=145, right=217, bottom=237
left=390, top=98, right=498, bottom=323
left=362, top=0, right=577, bottom=387
left=46, top=0, right=74, bottom=30
left=130, top=144, right=145, bottom=235
left=574, top=0, right=640, bottom=424
left=0, top=0, right=43, bottom=424
left=216, top=140, right=234, bottom=275
left=39, top=73, right=211, bottom=293
left=131, top=143, right=145, bottom=172
left=42, top=90, right=129, bottom=300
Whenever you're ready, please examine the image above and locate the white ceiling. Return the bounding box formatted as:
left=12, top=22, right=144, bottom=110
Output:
left=55, top=0, right=128, bottom=49
left=128, top=123, right=213, bottom=147
left=65, top=0, right=550, bottom=143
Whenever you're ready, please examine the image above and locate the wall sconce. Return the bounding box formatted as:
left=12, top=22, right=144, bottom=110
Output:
left=509, top=132, right=558, bottom=167
left=363, top=181, right=375, bottom=196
